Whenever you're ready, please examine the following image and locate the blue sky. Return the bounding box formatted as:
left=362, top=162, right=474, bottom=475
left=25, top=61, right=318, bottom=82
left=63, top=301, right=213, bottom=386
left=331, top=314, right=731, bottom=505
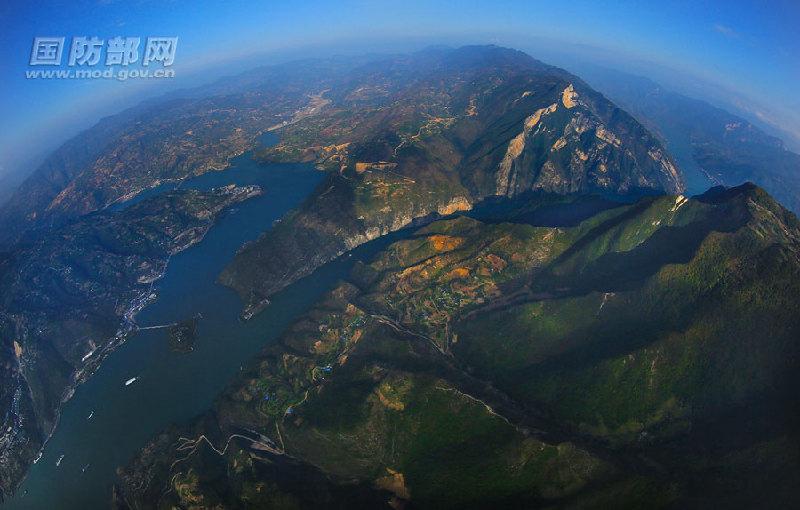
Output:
left=1, top=0, right=798, bottom=179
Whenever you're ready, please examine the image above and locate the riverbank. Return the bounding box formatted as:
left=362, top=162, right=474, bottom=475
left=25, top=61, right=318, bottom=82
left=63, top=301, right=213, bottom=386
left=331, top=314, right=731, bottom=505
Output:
left=0, top=142, right=325, bottom=509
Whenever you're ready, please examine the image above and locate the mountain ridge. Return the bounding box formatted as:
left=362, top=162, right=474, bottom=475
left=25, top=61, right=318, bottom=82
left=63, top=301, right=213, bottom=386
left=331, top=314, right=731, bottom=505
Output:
left=117, top=182, right=800, bottom=509
left=216, top=45, right=684, bottom=316
left=571, top=63, right=800, bottom=212
left=0, top=185, right=260, bottom=500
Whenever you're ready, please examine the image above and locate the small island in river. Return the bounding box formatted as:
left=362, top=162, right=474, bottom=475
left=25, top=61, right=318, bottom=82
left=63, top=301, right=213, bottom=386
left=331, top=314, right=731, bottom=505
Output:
left=167, top=316, right=200, bottom=353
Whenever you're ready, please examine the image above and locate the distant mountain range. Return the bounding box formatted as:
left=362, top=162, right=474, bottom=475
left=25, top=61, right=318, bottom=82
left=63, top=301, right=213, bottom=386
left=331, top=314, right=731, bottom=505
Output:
left=0, top=46, right=797, bottom=507
left=0, top=57, right=372, bottom=247
left=574, top=64, right=800, bottom=212
left=216, top=46, right=684, bottom=317
left=119, top=183, right=800, bottom=509
left=0, top=47, right=683, bottom=249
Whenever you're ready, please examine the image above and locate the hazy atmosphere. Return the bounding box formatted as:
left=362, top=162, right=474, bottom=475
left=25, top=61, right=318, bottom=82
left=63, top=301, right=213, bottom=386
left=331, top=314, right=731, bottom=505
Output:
left=1, top=2, right=799, bottom=509
left=2, top=0, right=798, bottom=182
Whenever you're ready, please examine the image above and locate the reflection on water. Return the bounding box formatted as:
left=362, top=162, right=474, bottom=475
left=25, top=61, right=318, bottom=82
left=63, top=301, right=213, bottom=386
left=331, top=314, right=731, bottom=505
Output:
left=3, top=136, right=387, bottom=509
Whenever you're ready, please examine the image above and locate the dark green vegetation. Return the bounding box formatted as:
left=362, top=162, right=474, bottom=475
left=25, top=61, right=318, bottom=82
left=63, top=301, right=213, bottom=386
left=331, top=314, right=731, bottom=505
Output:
left=0, top=185, right=259, bottom=499
left=0, top=58, right=375, bottom=247
left=2, top=44, right=798, bottom=507
left=168, top=317, right=201, bottom=354
left=0, top=45, right=685, bottom=502
left=577, top=65, right=800, bottom=212
left=218, top=46, right=684, bottom=318
left=118, top=184, right=800, bottom=508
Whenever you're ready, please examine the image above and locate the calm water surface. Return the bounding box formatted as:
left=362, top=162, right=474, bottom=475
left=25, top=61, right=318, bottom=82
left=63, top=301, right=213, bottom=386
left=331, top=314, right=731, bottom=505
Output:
left=3, top=137, right=394, bottom=509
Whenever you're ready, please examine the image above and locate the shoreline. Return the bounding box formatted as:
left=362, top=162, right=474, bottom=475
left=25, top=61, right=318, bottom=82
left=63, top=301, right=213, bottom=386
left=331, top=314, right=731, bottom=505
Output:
left=2, top=187, right=259, bottom=503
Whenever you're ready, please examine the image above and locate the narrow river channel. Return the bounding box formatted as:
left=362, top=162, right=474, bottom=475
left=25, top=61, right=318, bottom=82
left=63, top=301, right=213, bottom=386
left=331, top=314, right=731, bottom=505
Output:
left=2, top=136, right=395, bottom=509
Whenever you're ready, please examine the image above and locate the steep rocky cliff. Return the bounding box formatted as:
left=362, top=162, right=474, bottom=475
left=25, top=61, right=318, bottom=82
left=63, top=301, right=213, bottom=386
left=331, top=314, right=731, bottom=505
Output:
left=218, top=46, right=684, bottom=317
left=118, top=183, right=800, bottom=509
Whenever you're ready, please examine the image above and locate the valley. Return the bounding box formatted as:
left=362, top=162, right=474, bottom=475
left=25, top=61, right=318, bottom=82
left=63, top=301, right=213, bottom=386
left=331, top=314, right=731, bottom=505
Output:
left=0, top=45, right=797, bottom=509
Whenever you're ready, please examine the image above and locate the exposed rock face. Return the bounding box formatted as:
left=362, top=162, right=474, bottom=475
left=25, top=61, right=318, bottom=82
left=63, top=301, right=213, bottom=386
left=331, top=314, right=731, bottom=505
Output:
left=119, top=184, right=800, bottom=509
left=561, top=83, right=578, bottom=108
left=489, top=83, right=682, bottom=198
left=0, top=58, right=373, bottom=247
left=575, top=65, right=800, bottom=212
left=496, top=103, right=559, bottom=195
left=0, top=46, right=684, bottom=320
left=0, top=185, right=259, bottom=499
left=436, top=196, right=472, bottom=216
left=0, top=45, right=687, bottom=500
left=220, top=46, right=684, bottom=315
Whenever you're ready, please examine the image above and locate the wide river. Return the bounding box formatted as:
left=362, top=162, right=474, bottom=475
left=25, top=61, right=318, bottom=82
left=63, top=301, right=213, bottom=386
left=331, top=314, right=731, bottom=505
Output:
left=2, top=135, right=396, bottom=509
